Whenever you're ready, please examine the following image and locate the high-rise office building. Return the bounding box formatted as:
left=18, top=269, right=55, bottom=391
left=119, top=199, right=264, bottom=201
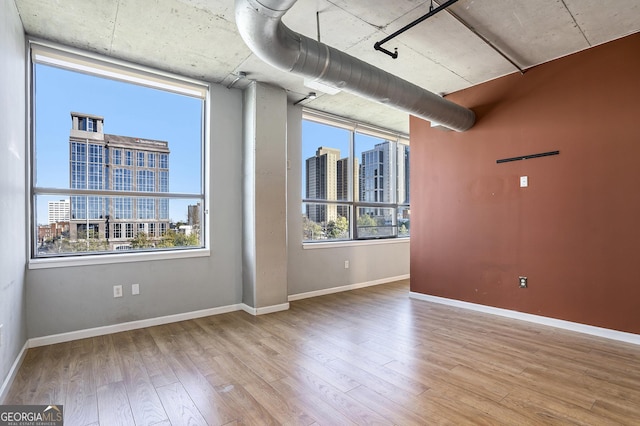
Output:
left=47, top=199, right=70, bottom=224
left=359, top=141, right=409, bottom=215
left=398, top=143, right=410, bottom=204
left=359, top=141, right=392, bottom=207
left=69, top=112, right=170, bottom=250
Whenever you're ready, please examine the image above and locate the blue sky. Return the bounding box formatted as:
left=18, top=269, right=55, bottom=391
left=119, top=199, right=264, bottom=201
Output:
left=35, top=64, right=202, bottom=224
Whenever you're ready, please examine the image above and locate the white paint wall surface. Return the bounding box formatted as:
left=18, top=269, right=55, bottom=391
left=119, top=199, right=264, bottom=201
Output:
left=0, top=0, right=28, bottom=395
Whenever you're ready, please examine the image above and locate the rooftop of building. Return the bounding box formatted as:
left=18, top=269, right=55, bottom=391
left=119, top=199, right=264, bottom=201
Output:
left=104, top=134, right=170, bottom=152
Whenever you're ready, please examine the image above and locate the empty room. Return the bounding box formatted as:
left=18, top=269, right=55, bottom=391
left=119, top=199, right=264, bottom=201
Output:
left=1, top=0, right=640, bottom=424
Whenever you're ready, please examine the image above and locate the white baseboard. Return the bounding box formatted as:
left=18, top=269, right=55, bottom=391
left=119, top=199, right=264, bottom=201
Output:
left=410, top=292, right=640, bottom=346
left=288, top=274, right=410, bottom=302
left=241, top=302, right=290, bottom=316
left=0, top=340, right=29, bottom=404
left=29, top=303, right=244, bottom=348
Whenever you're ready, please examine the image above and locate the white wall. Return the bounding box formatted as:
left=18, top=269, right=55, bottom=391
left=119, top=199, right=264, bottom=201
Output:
left=25, top=83, right=244, bottom=338
left=286, top=106, right=410, bottom=297
left=0, top=0, right=27, bottom=396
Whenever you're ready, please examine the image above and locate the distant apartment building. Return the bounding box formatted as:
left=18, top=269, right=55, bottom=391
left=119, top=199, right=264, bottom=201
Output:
left=37, top=221, right=69, bottom=245
left=187, top=203, right=200, bottom=227
left=47, top=199, right=70, bottom=224
left=305, top=147, right=340, bottom=223
left=69, top=112, right=170, bottom=250
left=336, top=157, right=359, bottom=218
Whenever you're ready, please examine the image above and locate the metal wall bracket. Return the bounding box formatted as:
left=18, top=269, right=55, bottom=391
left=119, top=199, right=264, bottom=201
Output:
left=374, top=0, right=460, bottom=59
left=496, top=150, right=559, bottom=164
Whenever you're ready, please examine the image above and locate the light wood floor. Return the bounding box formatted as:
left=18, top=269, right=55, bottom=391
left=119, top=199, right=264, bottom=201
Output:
left=5, top=280, right=640, bottom=425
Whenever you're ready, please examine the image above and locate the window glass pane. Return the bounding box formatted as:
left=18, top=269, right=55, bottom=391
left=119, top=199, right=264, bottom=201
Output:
left=302, top=202, right=350, bottom=241
left=302, top=115, right=410, bottom=243
left=356, top=207, right=397, bottom=239
left=302, top=121, right=351, bottom=202
left=35, top=194, right=203, bottom=255
left=112, top=149, right=121, bottom=165
left=159, top=171, right=169, bottom=192
left=398, top=205, right=410, bottom=237
left=160, top=154, right=169, bottom=169
left=34, top=63, right=202, bottom=194
left=32, top=56, right=206, bottom=259
left=355, top=132, right=394, bottom=204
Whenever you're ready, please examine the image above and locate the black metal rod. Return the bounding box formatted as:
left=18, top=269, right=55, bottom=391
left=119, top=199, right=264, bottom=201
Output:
left=373, top=43, right=398, bottom=59
left=374, top=0, right=460, bottom=58
left=496, top=150, right=559, bottom=164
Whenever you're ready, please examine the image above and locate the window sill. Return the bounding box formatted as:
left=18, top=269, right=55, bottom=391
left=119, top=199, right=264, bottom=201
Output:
left=302, top=237, right=409, bottom=250
left=28, top=248, right=210, bottom=270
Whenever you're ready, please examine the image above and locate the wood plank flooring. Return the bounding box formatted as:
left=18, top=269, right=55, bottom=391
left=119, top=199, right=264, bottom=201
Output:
left=5, top=280, right=640, bottom=425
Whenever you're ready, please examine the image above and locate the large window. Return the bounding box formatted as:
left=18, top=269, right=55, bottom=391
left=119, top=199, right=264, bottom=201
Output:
left=30, top=41, right=208, bottom=262
left=302, top=112, right=410, bottom=242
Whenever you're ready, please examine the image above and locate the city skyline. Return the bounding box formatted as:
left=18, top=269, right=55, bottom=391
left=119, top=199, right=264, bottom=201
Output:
left=34, top=63, right=202, bottom=225
left=304, top=139, right=409, bottom=223
left=301, top=117, right=410, bottom=241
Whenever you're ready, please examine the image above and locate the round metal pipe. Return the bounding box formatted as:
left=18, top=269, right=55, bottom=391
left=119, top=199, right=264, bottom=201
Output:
left=235, top=0, right=475, bottom=131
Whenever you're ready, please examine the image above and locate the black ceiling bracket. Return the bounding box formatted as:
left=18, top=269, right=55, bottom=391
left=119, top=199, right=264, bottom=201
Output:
left=374, top=0, right=460, bottom=59
left=373, top=43, right=398, bottom=59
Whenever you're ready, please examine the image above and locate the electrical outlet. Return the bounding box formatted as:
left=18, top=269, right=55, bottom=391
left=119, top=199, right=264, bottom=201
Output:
left=113, top=285, right=123, bottom=298
left=519, top=276, right=528, bottom=288
left=344, top=260, right=349, bottom=269
left=132, top=283, right=140, bottom=295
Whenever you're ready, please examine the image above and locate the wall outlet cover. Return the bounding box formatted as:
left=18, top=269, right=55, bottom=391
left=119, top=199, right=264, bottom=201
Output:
left=519, top=276, right=528, bottom=288
left=113, top=285, right=123, bottom=298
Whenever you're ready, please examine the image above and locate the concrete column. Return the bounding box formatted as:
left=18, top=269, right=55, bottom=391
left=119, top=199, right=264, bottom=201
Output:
left=241, top=82, right=289, bottom=313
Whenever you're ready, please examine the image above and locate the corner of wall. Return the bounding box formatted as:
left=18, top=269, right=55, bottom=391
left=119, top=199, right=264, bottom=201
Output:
left=0, top=0, right=28, bottom=399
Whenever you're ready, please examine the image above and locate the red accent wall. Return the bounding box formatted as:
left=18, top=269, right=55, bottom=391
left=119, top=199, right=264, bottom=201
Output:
left=410, top=33, right=640, bottom=334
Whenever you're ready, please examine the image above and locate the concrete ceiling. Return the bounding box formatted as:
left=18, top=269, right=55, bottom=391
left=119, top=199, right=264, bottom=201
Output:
left=13, top=0, right=640, bottom=134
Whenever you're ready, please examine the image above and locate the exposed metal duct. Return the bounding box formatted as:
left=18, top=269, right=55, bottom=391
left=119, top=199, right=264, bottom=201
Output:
left=234, top=0, right=475, bottom=132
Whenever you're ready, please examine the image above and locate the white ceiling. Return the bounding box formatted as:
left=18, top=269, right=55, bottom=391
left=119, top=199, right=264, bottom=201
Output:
left=13, top=0, right=640, bottom=133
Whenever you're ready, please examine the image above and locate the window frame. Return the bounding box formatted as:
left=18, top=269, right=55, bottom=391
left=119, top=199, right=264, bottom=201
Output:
left=302, top=110, right=410, bottom=244
left=27, top=39, right=211, bottom=269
